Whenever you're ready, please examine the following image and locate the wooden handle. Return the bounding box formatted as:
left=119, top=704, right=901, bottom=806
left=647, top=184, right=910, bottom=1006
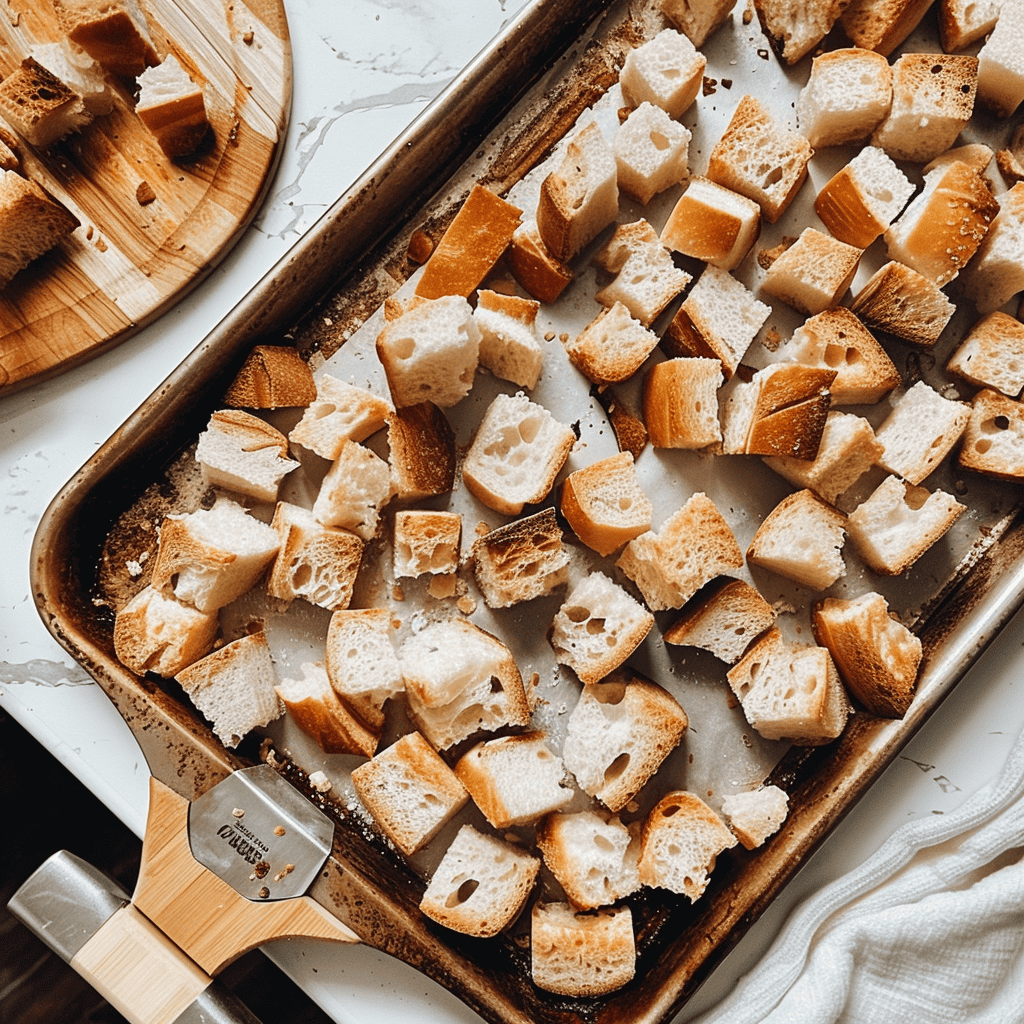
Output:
left=132, top=777, right=359, bottom=975
left=71, top=904, right=214, bottom=1024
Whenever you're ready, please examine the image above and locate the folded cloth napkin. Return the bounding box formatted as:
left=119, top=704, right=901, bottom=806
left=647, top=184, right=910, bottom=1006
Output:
left=690, top=726, right=1024, bottom=1024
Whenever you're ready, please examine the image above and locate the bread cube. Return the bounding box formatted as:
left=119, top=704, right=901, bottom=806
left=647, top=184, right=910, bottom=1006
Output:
left=939, top=0, right=999, bottom=52
left=638, top=791, right=736, bottom=901
left=550, top=571, right=654, bottom=685
left=564, top=301, right=661, bottom=389
left=531, top=904, right=636, bottom=998
left=53, top=0, right=158, bottom=78
left=224, top=345, right=317, bottom=411
left=414, top=184, right=522, bottom=300
left=847, top=475, right=965, bottom=575
left=760, top=228, right=863, bottom=316
left=400, top=619, right=531, bottom=749
left=560, top=451, right=653, bottom=557
left=136, top=55, right=209, bottom=160
left=727, top=627, right=850, bottom=745
left=746, top=488, right=847, bottom=590
left=0, top=57, right=90, bottom=148
left=536, top=121, right=618, bottom=263
left=275, top=661, right=379, bottom=758
left=455, top=732, right=574, bottom=829
left=813, top=592, right=922, bottom=718
left=386, top=402, right=456, bottom=500
left=536, top=811, right=641, bottom=911
left=840, top=0, right=940, bottom=57
left=659, top=0, right=737, bottom=47
left=874, top=381, right=970, bottom=485
left=392, top=509, right=461, bottom=579
left=850, top=261, right=955, bottom=347
left=763, top=411, right=883, bottom=505
left=471, top=507, right=569, bottom=608
left=508, top=220, right=573, bottom=304
left=420, top=824, right=539, bottom=937
left=195, top=409, right=299, bottom=504
left=663, top=577, right=776, bottom=664
left=706, top=94, right=812, bottom=223
left=561, top=669, right=689, bottom=812
left=289, top=374, right=391, bottom=460
left=311, top=439, right=393, bottom=540
left=351, top=732, right=469, bottom=857
left=661, top=264, right=771, bottom=380
left=720, top=785, right=789, bottom=850
left=175, top=632, right=283, bottom=749
left=947, top=313, right=1024, bottom=397
left=325, top=608, right=404, bottom=731
left=375, top=295, right=481, bottom=409
left=619, top=28, right=706, bottom=118
left=796, top=48, right=892, bottom=148
left=813, top=146, right=913, bottom=249
left=616, top=492, right=744, bottom=611
left=776, top=307, right=900, bottom=406
left=871, top=53, right=977, bottom=164
left=976, top=0, right=1024, bottom=117
left=642, top=357, right=724, bottom=450
left=958, top=389, right=1024, bottom=482
left=473, top=289, right=544, bottom=390
left=959, top=183, right=1024, bottom=315
left=614, top=101, right=691, bottom=205
left=462, top=392, right=576, bottom=516
left=885, top=161, right=998, bottom=287
left=150, top=497, right=280, bottom=614
left=593, top=220, right=691, bottom=327
left=267, top=502, right=364, bottom=611
left=753, top=0, right=851, bottom=65
left=113, top=584, right=218, bottom=678
left=661, top=176, right=761, bottom=271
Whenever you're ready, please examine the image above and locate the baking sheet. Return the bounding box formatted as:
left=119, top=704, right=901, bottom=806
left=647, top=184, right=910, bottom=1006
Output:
left=31, top=1, right=1024, bottom=1022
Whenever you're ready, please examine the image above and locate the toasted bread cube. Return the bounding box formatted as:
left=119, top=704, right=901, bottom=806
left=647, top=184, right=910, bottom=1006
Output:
left=508, top=220, right=574, bottom=304
left=531, top=904, right=636, bottom=998
left=53, top=0, right=158, bottom=78
left=638, top=791, right=736, bottom=900
left=0, top=57, right=90, bottom=148
left=847, top=475, right=965, bottom=575
left=746, top=488, right=847, bottom=590
left=976, top=0, right=1024, bottom=117
left=727, top=627, right=850, bottom=745
left=593, top=220, right=691, bottom=327
left=420, top=825, right=539, bottom=938
left=392, top=509, right=461, bottom=579
left=960, top=183, right=1024, bottom=315
left=551, top=572, right=654, bottom=685
left=536, top=121, right=619, bottom=263
left=267, top=502, right=364, bottom=611
left=311, top=440, right=393, bottom=540
left=135, top=55, right=209, bottom=159
left=456, top=732, right=574, bottom=829
left=850, top=261, right=955, bottom=347
left=225, top=345, right=317, bottom=411
left=562, top=669, right=689, bottom=812
left=471, top=507, right=569, bottom=609
left=776, top=307, right=900, bottom=406
left=619, top=28, right=706, bottom=118
left=351, top=732, right=469, bottom=857
left=753, top=0, right=851, bottom=65
left=840, top=0, right=941, bottom=57
left=796, top=48, right=893, bottom=148
left=947, top=313, right=1024, bottom=397
left=706, top=94, right=812, bottom=223
left=661, top=176, right=761, bottom=271
left=958, top=389, right=1024, bottom=482
left=871, top=52, right=978, bottom=164
left=760, top=228, right=863, bottom=317
left=289, top=375, right=391, bottom=460
left=661, top=264, right=771, bottom=380
left=660, top=0, right=738, bottom=47
left=813, top=592, right=922, bottom=718
left=386, top=403, right=457, bottom=501
left=663, top=577, right=776, bottom=664
left=474, top=289, right=544, bottom=390
left=560, top=451, right=653, bottom=557
left=642, top=357, right=723, bottom=450
left=720, top=785, right=789, bottom=850
left=568, top=300, right=661, bottom=390
left=614, top=101, right=691, bottom=205
left=813, top=146, right=913, bottom=249
left=939, top=0, right=999, bottom=52
left=616, top=493, right=744, bottom=611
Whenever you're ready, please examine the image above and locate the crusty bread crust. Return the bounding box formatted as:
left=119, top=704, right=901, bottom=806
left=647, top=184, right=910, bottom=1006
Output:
left=508, top=220, right=573, bottom=303
left=642, top=356, right=724, bottom=450
left=224, top=345, right=317, bottom=410
left=850, top=261, right=956, bottom=347
left=387, top=402, right=457, bottom=500
left=0, top=170, right=79, bottom=288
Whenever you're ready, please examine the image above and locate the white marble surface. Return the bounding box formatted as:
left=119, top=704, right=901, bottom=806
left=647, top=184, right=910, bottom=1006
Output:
left=2, top=2, right=1024, bottom=1023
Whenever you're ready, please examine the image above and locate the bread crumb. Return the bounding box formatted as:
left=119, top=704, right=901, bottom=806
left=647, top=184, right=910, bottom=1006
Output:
left=392, top=583, right=405, bottom=601
left=407, top=229, right=434, bottom=263
left=95, top=238, right=107, bottom=252
left=457, top=593, right=477, bottom=615
left=232, top=807, right=245, bottom=818
left=703, top=77, right=718, bottom=96
left=136, top=180, right=156, bottom=205
left=274, top=825, right=286, bottom=836
left=309, top=770, right=332, bottom=793
left=243, top=29, right=255, bottom=45
left=428, top=573, right=458, bottom=599
left=763, top=326, right=782, bottom=352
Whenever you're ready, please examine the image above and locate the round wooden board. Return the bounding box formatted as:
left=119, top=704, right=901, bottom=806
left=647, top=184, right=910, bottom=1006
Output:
left=0, top=0, right=291, bottom=394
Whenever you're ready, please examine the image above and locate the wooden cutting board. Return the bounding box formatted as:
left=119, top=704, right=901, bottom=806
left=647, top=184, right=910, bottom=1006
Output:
left=0, top=0, right=291, bottom=395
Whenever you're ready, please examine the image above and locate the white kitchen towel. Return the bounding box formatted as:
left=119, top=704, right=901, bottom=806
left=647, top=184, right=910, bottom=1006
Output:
left=690, top=726, right=1024, bottom=1024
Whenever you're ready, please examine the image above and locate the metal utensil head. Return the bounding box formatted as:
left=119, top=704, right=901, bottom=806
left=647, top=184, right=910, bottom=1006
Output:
left=188, top=764, right=333, bottom=901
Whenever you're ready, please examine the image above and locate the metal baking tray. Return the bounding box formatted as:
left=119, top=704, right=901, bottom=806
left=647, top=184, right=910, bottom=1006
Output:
left=31, top=1, right=1024, bottom=1022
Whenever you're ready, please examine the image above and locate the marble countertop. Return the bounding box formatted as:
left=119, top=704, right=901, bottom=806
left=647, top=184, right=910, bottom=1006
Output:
left=3, top=2, right=1024, bottom=1022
